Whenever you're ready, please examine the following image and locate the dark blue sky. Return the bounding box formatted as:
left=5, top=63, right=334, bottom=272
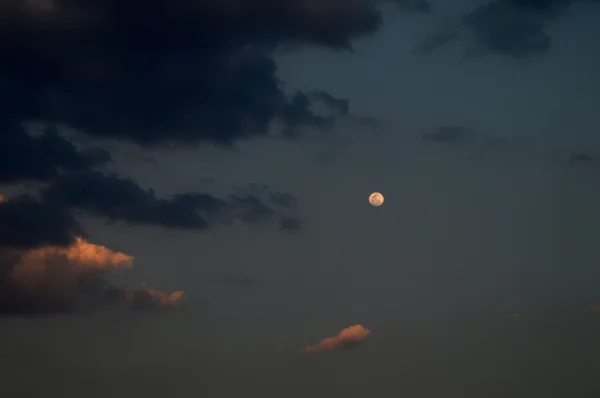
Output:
left=1, top=1, right=600, bottom=397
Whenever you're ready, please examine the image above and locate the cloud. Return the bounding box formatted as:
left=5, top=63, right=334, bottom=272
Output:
left=391, top=0, right=433, bottom=13
left=0, top=194, right=82, bottom=249
left=0, top=123, right=111, bottom=184
left=0, top=0, right=424, bottom=146
left=128, top=288, right=185, bottom=311
left=300, top=324, right=371, bottom=354
left=417, top=0, right=598, bottom=58
left=1, top=169, right=301, bottom=251
left=0, top=237, right=183, bottom=315
left=41, top=171, right=300, bottom=232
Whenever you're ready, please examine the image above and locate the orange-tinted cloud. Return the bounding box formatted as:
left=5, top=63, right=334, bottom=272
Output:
left=300, top=324, right=371, bottom=354
left=0, top=237, right=183, bottom=314
left=0, top=193, right=4, bottom=202
left=588, top=305, right=600, bottom=313
left=7, top=237, right=132, bottom=304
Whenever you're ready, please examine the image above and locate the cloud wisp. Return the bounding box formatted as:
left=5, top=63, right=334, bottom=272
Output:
left=300, top=324, right=371, bottom=354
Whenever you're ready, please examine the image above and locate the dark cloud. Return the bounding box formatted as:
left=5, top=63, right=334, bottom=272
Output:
left=0, top=194, right=81, bottom=249
left=41, top=171, right=299, bottom=231
left=0, top=123, right=111, bottom=184
left=417, top=0, right=598, bottom=58
left=0, top=0, right=421, bottom=146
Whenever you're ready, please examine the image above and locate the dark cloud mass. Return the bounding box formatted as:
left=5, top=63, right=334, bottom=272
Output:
left=418, top=0, right=599, bottom=57
left=0, top=123, right=111, bottom=183
left=0, top=195, right=81, bottom=249
left=41, top=172, right=300, bottom=231
left=0, top=0, right=420, bottom=146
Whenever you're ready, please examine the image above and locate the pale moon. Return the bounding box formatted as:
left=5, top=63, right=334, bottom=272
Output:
left=369, top=192, right=384, bottom=207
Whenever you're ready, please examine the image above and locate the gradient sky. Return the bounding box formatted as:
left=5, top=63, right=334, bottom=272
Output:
left=2, top=1, right=600, bottom=397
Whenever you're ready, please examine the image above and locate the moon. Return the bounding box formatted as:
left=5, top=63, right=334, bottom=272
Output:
left=369, top=192, right=384, bottom=207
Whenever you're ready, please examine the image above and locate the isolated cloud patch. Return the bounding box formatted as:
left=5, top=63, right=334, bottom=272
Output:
left=128, top=288, right=185, bottom=311
left=0, top=237, right=183, bottom=315
left=300, top=324, right=371, bottom=354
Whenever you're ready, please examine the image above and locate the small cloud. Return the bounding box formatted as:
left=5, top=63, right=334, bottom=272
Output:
left=127, top=288, right=185, bottom=311
left=300, top=324, right=371, bottom=354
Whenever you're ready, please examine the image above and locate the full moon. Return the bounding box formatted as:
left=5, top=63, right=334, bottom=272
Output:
left=369, top=192, right=384, bottom=207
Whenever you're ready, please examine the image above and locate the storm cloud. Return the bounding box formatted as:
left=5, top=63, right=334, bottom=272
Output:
left=0, top=0, right=425, bottom=146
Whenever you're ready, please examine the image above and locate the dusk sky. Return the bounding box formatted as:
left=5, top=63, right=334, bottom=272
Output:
left=2, top=0, right=600, bottom=397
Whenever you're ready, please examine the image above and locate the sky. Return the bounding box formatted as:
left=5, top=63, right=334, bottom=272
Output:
left=1, top=0, right=600, bottom=397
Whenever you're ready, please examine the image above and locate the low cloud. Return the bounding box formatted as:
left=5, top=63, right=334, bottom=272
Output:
left=0, top=237, right=183, bottom=316
left=300, top=324, right=371, bottom=354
